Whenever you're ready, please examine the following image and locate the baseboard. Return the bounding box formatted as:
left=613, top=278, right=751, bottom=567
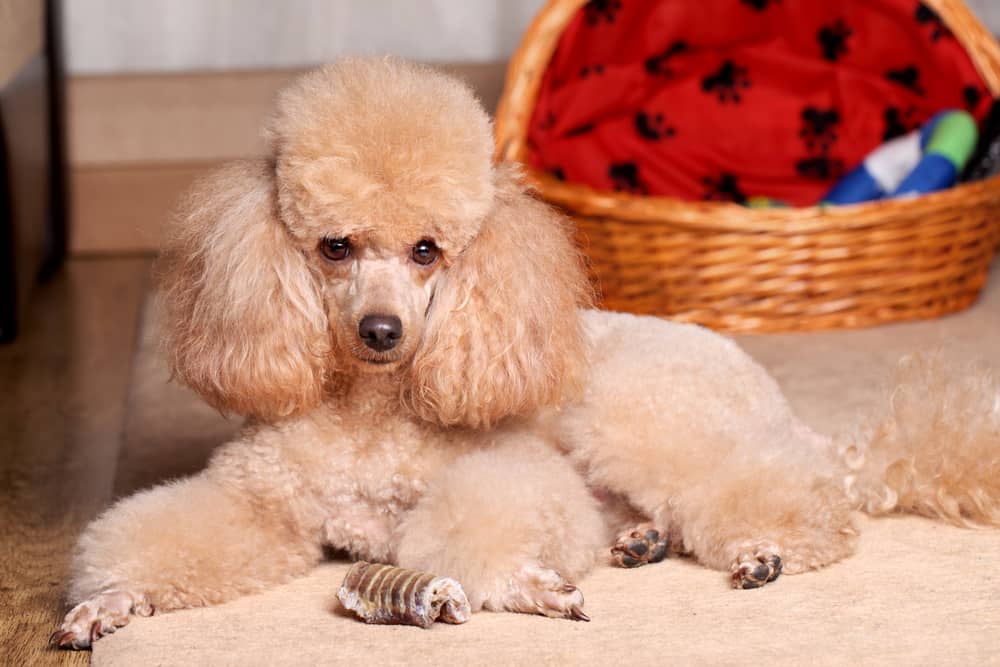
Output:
left=68, top=70, right=298, bottom=167
left=68, top=62, right=508, bottom=253
left=67, top=62, right=507, bottom=167
left=71, top=162, right=219, bottom=254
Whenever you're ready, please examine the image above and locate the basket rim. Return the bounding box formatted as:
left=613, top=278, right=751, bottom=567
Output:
left=521, top=168, right=1000, bottom=233
left=494, top=0, right=1000, bottom=233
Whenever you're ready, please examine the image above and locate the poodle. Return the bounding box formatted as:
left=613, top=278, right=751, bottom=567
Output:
left=52, top=58, right=1000, bottom=649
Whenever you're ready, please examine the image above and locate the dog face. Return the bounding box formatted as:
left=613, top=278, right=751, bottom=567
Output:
left=159, top=58, right=592, bottom=427
left=314, top=230, right=444, bottom=371
left=268, top=58, right=495, bottom=373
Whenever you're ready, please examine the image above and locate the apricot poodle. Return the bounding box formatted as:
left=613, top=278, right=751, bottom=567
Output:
left=53, top=58, right=1000, bottom=649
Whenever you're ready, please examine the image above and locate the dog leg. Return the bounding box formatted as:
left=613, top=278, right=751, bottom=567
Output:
left=53, top=471, right=320, bottom=649
left=670, top=464, right=858, bottom=588
left=394, top=437, right=607, bottom=620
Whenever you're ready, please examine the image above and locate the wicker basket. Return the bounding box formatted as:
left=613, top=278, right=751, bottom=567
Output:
left=495, top=0, right=1000, bottom=332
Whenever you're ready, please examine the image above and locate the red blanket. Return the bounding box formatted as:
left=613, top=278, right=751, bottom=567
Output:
left=527, top=0, right=990, bottom=206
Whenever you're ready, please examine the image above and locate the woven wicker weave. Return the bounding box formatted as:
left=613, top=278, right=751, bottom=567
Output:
left=495, top=0, right=1000, bottom=332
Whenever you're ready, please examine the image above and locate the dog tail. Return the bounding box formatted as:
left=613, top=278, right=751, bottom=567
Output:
left=839, top=353, right=1000, bottom=527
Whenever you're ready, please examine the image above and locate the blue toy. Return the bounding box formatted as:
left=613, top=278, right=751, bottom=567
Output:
left=893, top=112, right=978, bottom=196
left=822, top=110, right=978, bottom=205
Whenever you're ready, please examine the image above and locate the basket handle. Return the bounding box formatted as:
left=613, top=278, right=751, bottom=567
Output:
left=494, top=0, right=589, bottom=164
left=928, top=0, right=1000, bottom=96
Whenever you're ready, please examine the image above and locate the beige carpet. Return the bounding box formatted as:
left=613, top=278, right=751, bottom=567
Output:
left=94, top=260, right=1000, bottom=666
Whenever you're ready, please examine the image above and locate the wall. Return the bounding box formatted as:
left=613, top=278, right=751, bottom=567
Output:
left=63, top=0, right=1000, bottom=75
left=64, top=0, right=545, bottom=74
left=968, top=0, right=1000, bottom=31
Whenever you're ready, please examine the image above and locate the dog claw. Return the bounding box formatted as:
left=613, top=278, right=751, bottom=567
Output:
left=505, top=564, right=588, bottom=621
left=49, top=629, right=87, bottom=651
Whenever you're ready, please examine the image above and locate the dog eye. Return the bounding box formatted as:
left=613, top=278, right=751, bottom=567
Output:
left=320, top=237, right=351, bottom=262
left=411, top=240, right=439, bottom=266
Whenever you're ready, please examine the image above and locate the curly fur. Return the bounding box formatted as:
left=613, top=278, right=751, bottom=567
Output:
left=403, top=168, right=593, bottom=428
left=841, top=354, right=1000, bottom=526
left=159, top=161, right=331, bottom=420
left=55, top=57, right=1000, bottom=648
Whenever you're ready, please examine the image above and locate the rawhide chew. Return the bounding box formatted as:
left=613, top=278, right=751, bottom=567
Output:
left=337, top=561, right=471, bottom=628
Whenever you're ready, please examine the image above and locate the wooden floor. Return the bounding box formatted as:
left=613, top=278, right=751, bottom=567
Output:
left=0, top=257, right=151, bottom=665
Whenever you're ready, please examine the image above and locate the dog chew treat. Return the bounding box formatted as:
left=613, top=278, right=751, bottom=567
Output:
left=337, top=561, right=471, bottom=628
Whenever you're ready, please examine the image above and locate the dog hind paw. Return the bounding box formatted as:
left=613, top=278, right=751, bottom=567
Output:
left=611, top=525, right=670, bottom=568
left=730, top=546, right=782, bottom=589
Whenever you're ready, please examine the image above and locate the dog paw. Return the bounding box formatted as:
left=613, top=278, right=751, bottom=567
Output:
left=730, top=544, right=783, bottom=589
left=504, top=563, right=589, bottom=621
left=49, top=590, right=151, bottom=650
left=611, top=525, right=669, bottom=568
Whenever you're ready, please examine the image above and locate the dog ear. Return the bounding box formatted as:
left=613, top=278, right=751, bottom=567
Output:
left=158, top=159, right=330, bottom=421
left=404, top=165, right=593, bottom=428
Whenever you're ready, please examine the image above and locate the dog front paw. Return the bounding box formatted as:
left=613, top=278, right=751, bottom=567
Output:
left=49, top=590, right=150, bottom=650
left=501, top=563, right=589, bottom=621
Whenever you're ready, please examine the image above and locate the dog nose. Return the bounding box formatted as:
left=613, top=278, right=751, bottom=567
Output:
left=358, top=315, right=403, bottom=352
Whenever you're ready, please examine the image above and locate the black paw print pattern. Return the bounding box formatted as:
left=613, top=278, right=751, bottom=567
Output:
left=645, top=41, right=688, bottom=77
left=799, top=107, right=840, bottom=152
left=740, top=0, right=780, bottom=10
left=818, top=19, right=853, bottom=62
left=634, top=112, right=676, bottom=141
left=882, top=106, right=920, bottom=141
left=565, top=123, right=595, bottom=137
left=795, top=156, right=845, bottom=180
left=886, top=65, right=926, bottom=96
left=609, top=162, right=648, bottom=194
left=537, top=111, right=557, bottom=132
left=964, top=85, right=984, bottom=112
left=915, top=3, right=949, bottom=41
left=702, top=173, right=748, bottom=204
left=584, top=0, right=622, bottom=25
left=579, top=64, right=605, bottom=78
left=702, top=60, right=751, bottom=103
left=796, top=106, right=844, bottom=181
